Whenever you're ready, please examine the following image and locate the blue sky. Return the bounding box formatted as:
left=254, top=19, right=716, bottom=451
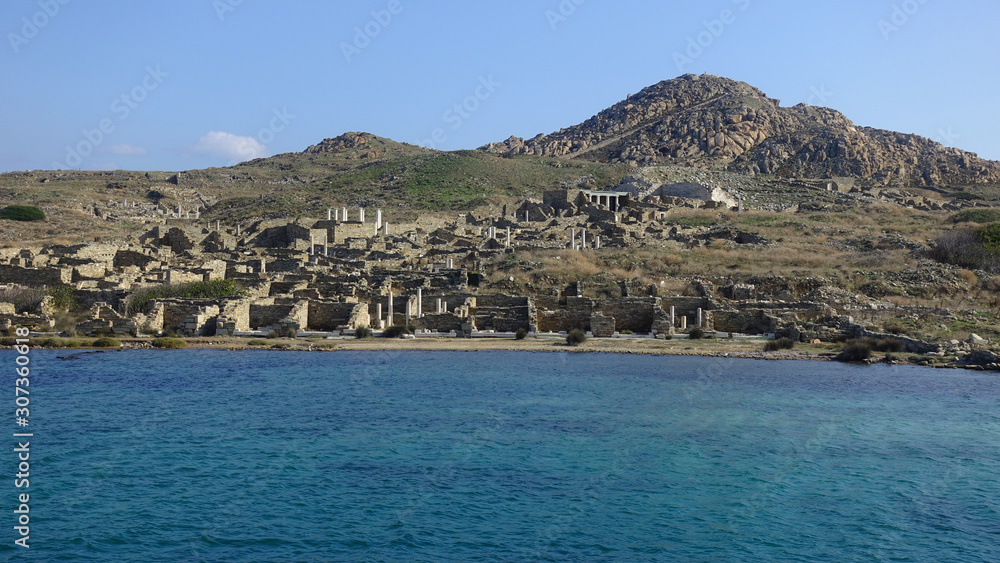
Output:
left=2, top=0, right=998, bottom=172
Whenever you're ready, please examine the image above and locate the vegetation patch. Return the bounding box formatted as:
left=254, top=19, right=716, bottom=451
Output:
left=837, top=339, right=873, bottom=362
left=0, top=287, right=48, bottom=313
left=566, top=329, right=587, bottom=346
left=355, top=326, right=372, bottom=339
left=92, top=336, right=121, bottom=348
left=0, top=205, right=45, bottom=221
left=151, top=337, right=187, bottom=349
left=515, top=328, right=527, bottom=340
left=929, top=226, right=1000, bottom=272
left=951, top=209, right=1000, bottom=224
left=764, top=337, right=796, bottom=352
left=382, top=324, right=414, bottom=338
left=125, top=279, right=248, bottom=315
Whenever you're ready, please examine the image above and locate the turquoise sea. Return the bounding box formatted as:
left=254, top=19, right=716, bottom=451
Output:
left=2, top=349, right=999, bottom=561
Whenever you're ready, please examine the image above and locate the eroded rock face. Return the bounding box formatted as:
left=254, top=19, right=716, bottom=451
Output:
left=481, top=74, right=1000, bottom=187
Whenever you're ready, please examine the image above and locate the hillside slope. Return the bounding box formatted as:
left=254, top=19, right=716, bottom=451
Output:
left=481, top=74, right=1000, bottom=187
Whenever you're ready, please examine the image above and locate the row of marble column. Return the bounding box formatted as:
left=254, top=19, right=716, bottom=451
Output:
left=375, top=287, right=449, bottom=328
left=668, top=306, right=705, bottom=329
left=485, top=226, right=514, bottom=248
left=326, top=207, right=383, bottom=229
left=569, top=228, right=601, bottom=250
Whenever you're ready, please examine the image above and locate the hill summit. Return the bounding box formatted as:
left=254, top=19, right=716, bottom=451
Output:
left=482, top=74, right=1000, bottom=187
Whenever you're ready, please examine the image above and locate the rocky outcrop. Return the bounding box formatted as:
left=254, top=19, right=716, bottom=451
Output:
left=481, top=74, right=1000, bottom=187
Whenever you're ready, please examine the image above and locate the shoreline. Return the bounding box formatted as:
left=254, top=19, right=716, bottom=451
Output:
left=29, top=334, right=995, bottom=370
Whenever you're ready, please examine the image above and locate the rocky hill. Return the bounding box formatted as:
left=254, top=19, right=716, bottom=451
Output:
left=481, top=74, right=1000, bottom=188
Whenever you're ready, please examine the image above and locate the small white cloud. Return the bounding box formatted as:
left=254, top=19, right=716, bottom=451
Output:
left=193, top=131, right=268, bottom=161
left=102, top=144, right=148, bottom=156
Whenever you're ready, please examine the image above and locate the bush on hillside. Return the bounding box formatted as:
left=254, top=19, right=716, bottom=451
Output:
left=382, top=325, right=414, bottom=338
left=837, top=339, right=873, bottom=362
left=151, top=337, right=187, bottom=349
left=566, top=329, right=587, bottom=346
left=764, top=337, right=796, bottom=352
left=872, top=338, right=905, bottom=353
left=929, top=227, right=1000, bottom=272
left=0, top=205, right=45, bottom=221
left=951, top=209, right=1000, bottom=224
left=125, top=280, right=249, bottom=315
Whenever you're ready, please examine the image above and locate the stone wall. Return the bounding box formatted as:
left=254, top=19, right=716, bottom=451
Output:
left=590, top=313, right=616, bottom=337
left=473, top=294, right=534, bottom=332
left=536, top=295, right=593, bottom=332
left=159, top=299, right=221, bottom=336
left=597, top=297, right=660, bottom=333
left=249, top=302, right=296, bottom=329
left=0, top=265, right=71, bottom=286
left=712, top=309, right=779, bottom=335
left=307, top=301, right=370, bottom=330
left=415, top=312, right=465, bottom=332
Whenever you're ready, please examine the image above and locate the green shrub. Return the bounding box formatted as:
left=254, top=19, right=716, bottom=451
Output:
left=981, top=224, right=1000, bottom=253
left=838, top=339, right=873, bottom=362
left=0, top=287, right=48, bottom=314
left=689, top=327, right=705, bottom=340
left=929, top=228, right=1000, bottom=272
left=47, top=285, right=77, bottom=310
left=92, top=337, right=121, bottom=348
left=620, top=329, right=633, bottom=335
left=274, top=326, right=298, bottom=338
left=948, top=191, right=985, bottom=201
left=872, top=338, right=905, bottom=353
left=515, top=328, right=527, bottom=340
left=951, top=209, right=1000, bottom=224
left=38, top=338, right=60, bottom=348
left=764, top=337, right=796, bottom=352
left=355, top=326, right=372, bottom=339
left=566, top=329, right=587, bottom=346
left=0, top=205, right=45, bottom=221
left=151, top=337, right=187, bottom=349
left=125, top=280, right=249, bottom=316
left=247, top=339, right=269, bottom=346
left=63, top=340, right=83, bottom=348
left=382, top=325, right=412, bottom=338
